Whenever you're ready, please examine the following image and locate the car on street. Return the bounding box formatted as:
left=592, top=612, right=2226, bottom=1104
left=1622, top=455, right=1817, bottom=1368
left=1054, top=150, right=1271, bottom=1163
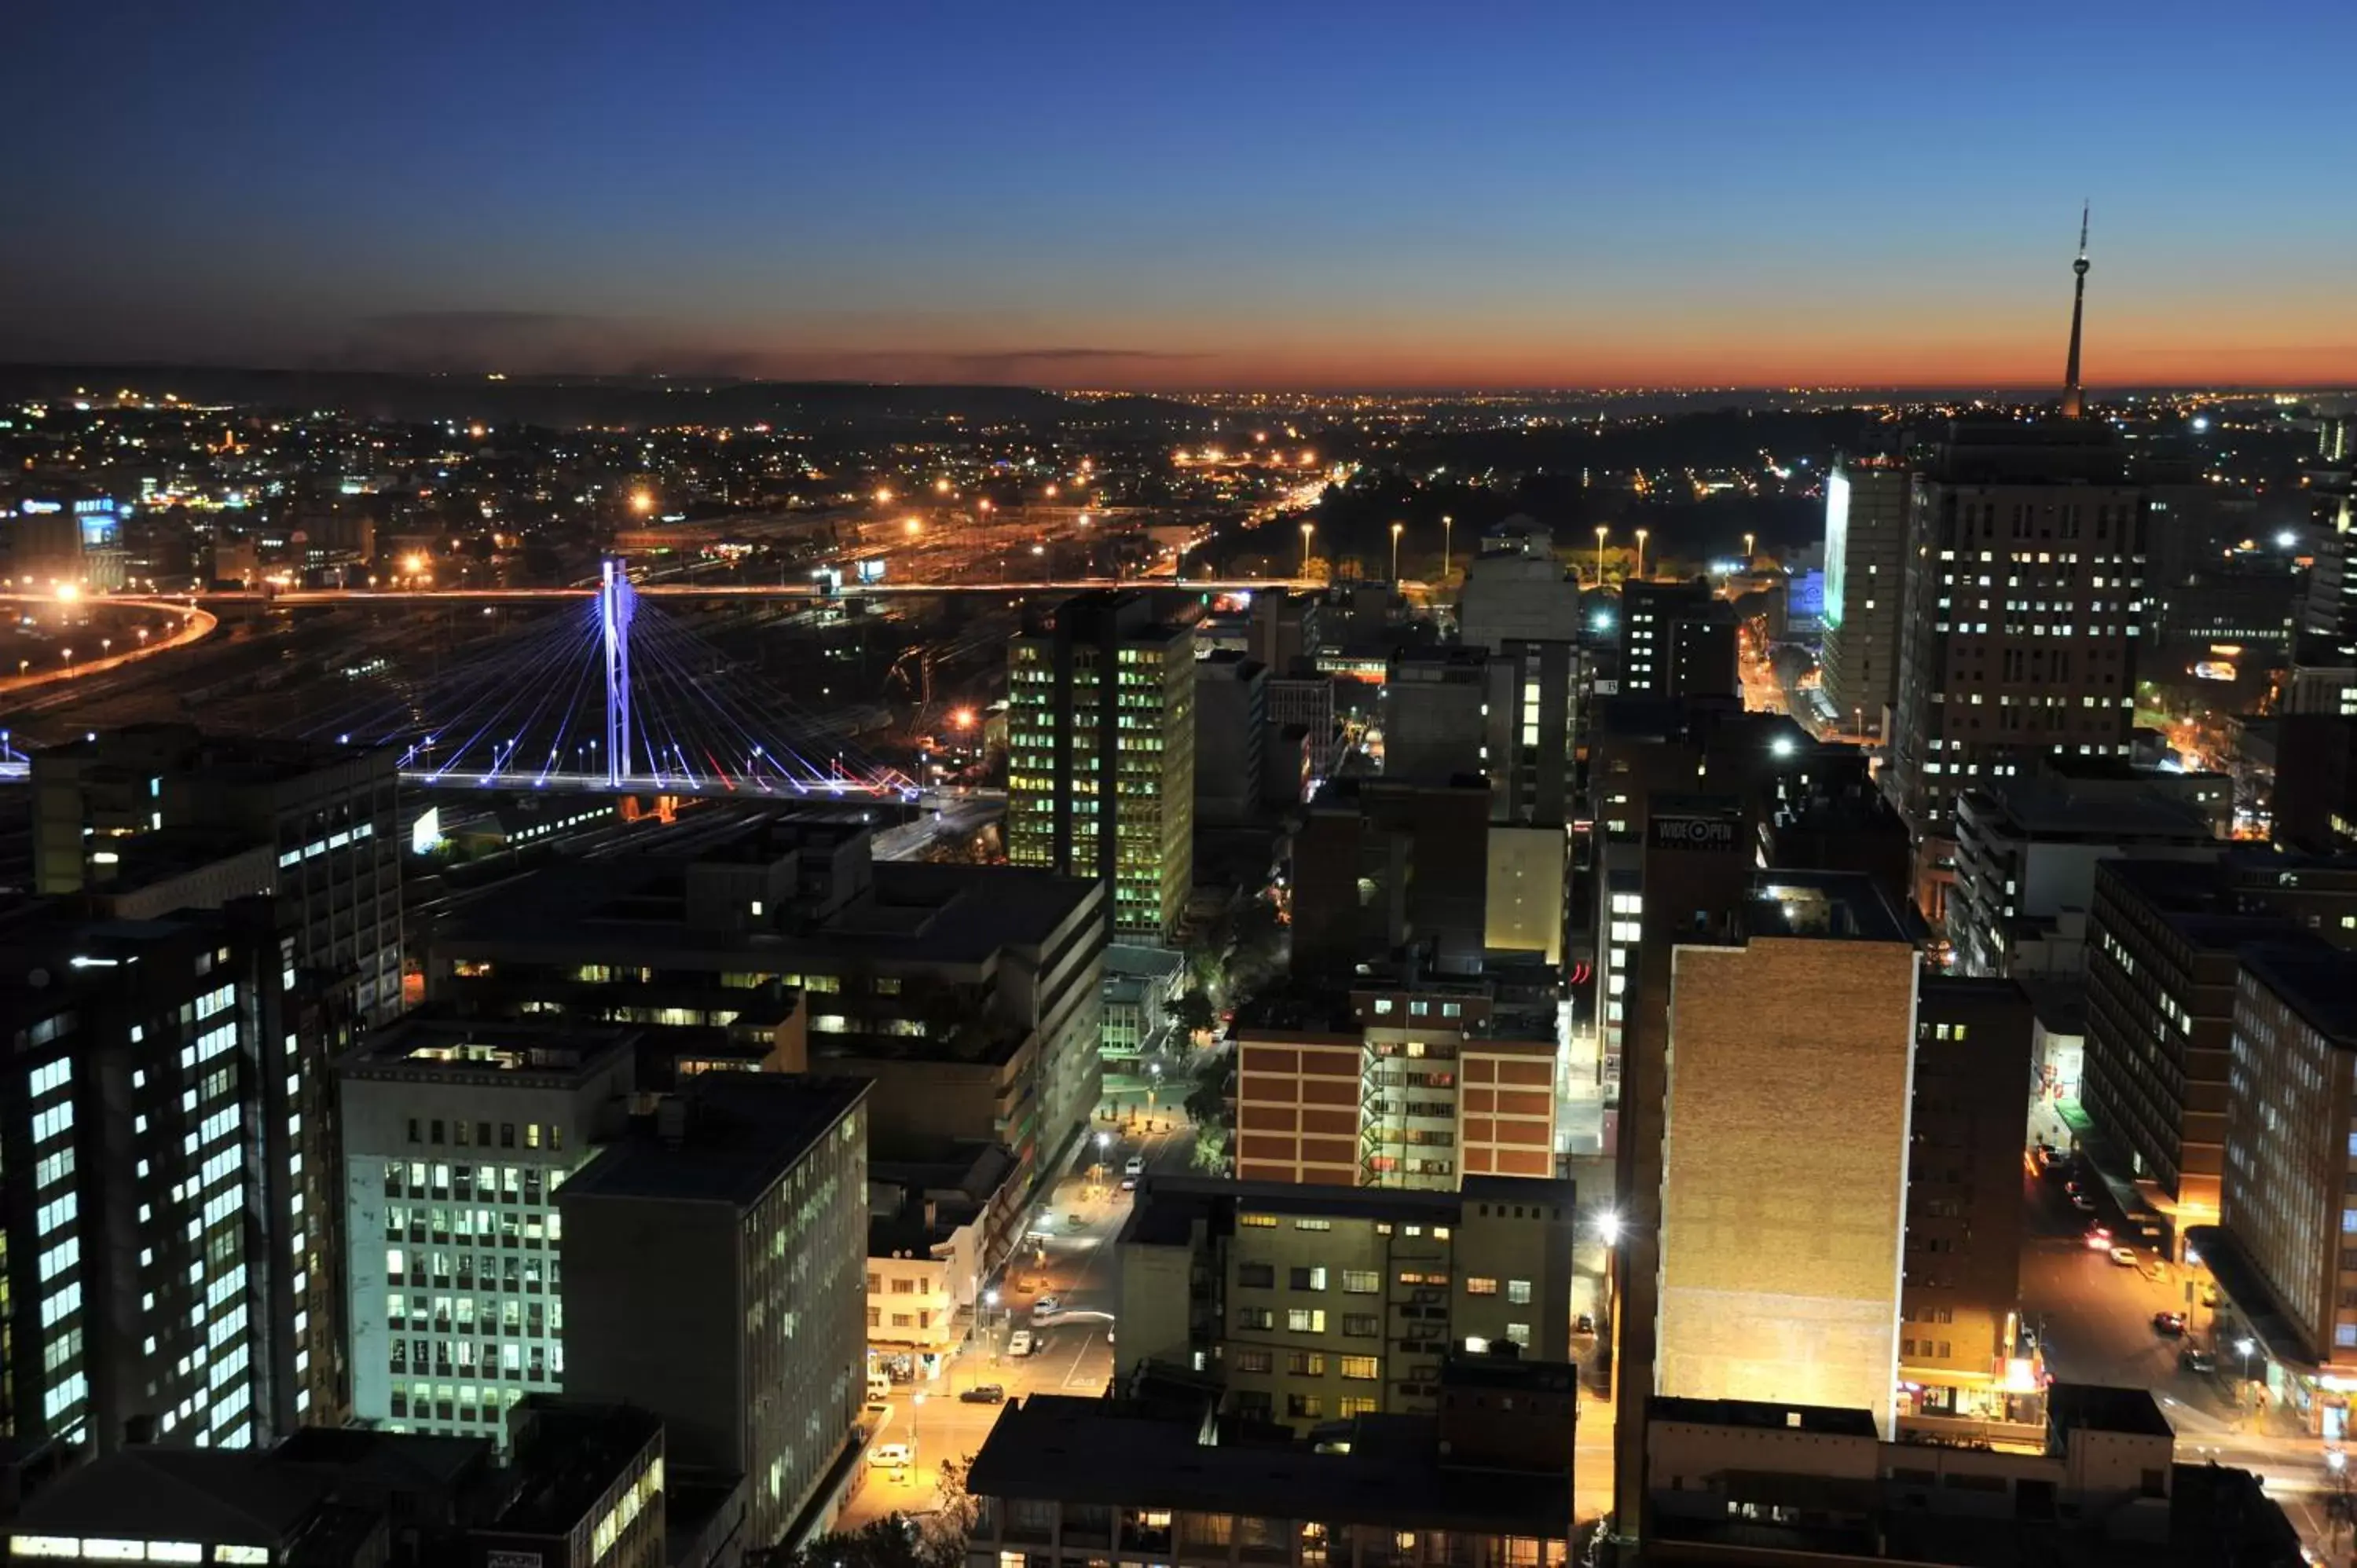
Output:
left=960, top=1384, right=1006, bottom=1404
left=1007, top=1330, right=1035, bottom=1357
left=2153, top=1311, right=2187, bottom=1336
left=1124, top=1156, right=1145, bottom=1176
left=1120, top=1175, right=1138, bottom=1192
left=1033, top=1295, right=1060, bottom=1315
left=2109, top=1246, right=2139, bottom=1267
left=867, top=1443, right=915, bottom=1470
left=2180, top=1348, right=2216, bottom=1373
left=1064, top=1212, right=1088, bottom=1231
left=2071, top=1193, right=2096, bottom=1213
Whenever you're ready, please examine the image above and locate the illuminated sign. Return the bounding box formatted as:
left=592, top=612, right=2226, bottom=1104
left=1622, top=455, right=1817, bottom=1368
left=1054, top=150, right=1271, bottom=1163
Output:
left=1822, top=470, right=1850, bottom=630
left=856, top=556, right=888, bottom=584
left=1651, top=813, right=1741, bottom=852
left=410, top=806, right=443, bottom=855
left=19, top=500, right=61, bottom=515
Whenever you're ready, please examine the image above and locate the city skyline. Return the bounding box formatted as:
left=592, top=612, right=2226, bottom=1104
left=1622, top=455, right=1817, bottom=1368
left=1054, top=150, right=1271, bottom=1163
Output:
left=7, top=2, right=2355, bottom=390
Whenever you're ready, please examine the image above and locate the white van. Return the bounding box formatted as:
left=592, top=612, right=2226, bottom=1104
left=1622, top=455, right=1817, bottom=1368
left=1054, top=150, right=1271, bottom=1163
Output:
left=1007, top=1329, right=1035, bottom=1357
left=867, top=1442, right=914, bottom=1470
left=866, top=1370, right=893, bottom=1401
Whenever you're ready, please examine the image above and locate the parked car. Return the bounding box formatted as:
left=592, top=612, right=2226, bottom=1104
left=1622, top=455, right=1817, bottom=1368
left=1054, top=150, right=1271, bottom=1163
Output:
left=2180, top=1348, right=2217, bottom=1373
left=1032, top=1295, right=1061, bottom=1315
left=2109, top=1246, right=2139, bottom=1267
left=2153, top=1311, right=2187, bottom=1336
left=960, top=1384, right=1006, bottom=1404
left=1007, top=1330, right=1035, bottom=1357
left=1124, top=1156, right=1146, bottom=1176
left=867, top=1443, right=915, bottom=1470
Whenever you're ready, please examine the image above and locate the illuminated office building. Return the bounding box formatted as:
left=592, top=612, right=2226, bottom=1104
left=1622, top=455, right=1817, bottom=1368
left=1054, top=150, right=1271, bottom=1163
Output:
left=1008, top=593, right=1196, bottom=945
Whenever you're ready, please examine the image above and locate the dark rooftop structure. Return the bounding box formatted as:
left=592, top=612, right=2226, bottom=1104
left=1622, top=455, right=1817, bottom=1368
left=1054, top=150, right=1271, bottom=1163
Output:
left=1650, top=1394, right=1879, bottom=1438
left=559, top=1073, right=867, bottom=1209
left=965, top=1394, right=1571, bottom=1538
left=2045, top=1382, right=2175, bottom=1441
left=1120, top=1172, right=1573, bottom=1251
left=2240, top=943, right=2357, bottom=1043
left=1743, top=870, right=1910, bottom=943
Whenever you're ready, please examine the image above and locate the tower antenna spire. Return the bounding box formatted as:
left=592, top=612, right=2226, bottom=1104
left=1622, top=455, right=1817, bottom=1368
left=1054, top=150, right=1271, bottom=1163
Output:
left=2061, top=202, right=2091, bottom=417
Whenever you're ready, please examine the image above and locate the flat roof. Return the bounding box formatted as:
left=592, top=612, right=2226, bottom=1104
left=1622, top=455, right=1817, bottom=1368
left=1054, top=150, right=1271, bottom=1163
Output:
left=2047, top=1382, right=2174, bottom=1439
left=559, top=1074, right=864, bottom=1208
left=1648, top=1394, right=1878, bottom=1438
left=1959, top=780, right=2214, bottom=841
left=1123, top=1173, right=1575, bottom=1248
left=337, top=1017, right=640, bottom=1086
left=1745, top=870, right=1908, bottom=943
left=2240, top=944, right=2357, bottom=1045
left=964, top=1396, right=1571, bottom=1537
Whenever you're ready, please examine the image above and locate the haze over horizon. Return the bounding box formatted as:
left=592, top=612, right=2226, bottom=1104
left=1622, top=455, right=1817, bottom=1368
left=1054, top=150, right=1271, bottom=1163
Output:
left=7, top=0, right=2355, bottom=391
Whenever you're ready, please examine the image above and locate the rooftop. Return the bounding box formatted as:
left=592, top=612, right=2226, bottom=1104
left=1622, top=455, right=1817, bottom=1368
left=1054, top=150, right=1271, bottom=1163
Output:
left=337, top=1016, right=640, bottom=1086
left=558, top=1074, right=865, bottom=1209
left=1743, top=870, right=1908, bottom=944
left=965, top=1395, right=1571, bottom=1537
left=1648, top=1394, right=1878, bottom=1438
left=2047, top=1382, right=2175, bottom=1440
left=1123, top=1173, right=1574, bottom=1250
left=1958, top=779, right=2215, bottom=842
left=2239, top=943, right=2357, bottom=1045
left=489, top=1399, right=663, bottom=1536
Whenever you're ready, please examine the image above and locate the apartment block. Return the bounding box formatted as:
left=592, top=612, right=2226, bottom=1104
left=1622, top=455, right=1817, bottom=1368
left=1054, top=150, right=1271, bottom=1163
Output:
left=338, top=1018, right=637, bottom=1438
left=1233, top=977, right=1556, bottom=1190
left=1115, top=1175, right=1574, bottom=1431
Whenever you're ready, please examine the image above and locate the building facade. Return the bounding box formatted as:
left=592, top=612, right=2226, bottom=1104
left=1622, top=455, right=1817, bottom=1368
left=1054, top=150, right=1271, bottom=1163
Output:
left=339, top=1020, right=637, bottom=1438
left=1822, top=460, right=1912, bottom=739
left=1008, top=592, right=1197, bottom=944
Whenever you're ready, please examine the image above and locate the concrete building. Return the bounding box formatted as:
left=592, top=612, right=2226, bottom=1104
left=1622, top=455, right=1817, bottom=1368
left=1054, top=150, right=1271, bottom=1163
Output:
left=1233, top=976, right=1557, bottom=1189
left=1618, top=581, right=1736, bottom=701
left=1887, top=420, right=2148, bottom=903
left=559, top=1074, right=869, bottom=1553
left=2082, top=853, right=2357, bottom=1235
left=1193, top=651, right=1268, bottom=825
left=1248, top=590, right=1325, bottom=676
left=1484, top=826, right=1566, bottom=964
left=1263, top=675, right=1338, bottom=801
left=1459, top=521, right=1584, bottom=650
left=1655, top=873, right=1919, bottom=1434
left=1008, top=592, right=1197, bottom=944
left=1948, top=775, right=2219, bottom=977
left=2219, top=946, right=2357, bottom=1383
left=867, top=1141, right=1021, bottom=1379
left=428, top=813, right=1104, bottom=1199
left=1902, top=979, right=2037, bottom=1424
left=1288, top=779, right=1489, bottom=977
left=1487, top=639, right=1579, bottom=827
left=961, top=1365, right=1577, bottom=1568
left=1380, top=648, right=1489, bottom=786
left=1115, top=1175, right=1575, bottom=1431
left=1821, top=460, right=1912, bottom=739
left=31, top=725, right=403, bottom=1023
left=337, top=1019, right=638, bottom=1438
left=1642, top=1384, right=2296, bottom=1566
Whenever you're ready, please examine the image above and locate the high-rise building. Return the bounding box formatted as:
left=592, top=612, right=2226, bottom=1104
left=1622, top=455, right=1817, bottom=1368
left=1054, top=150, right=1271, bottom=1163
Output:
left=1193, top=651, right=1267, bottom=825
left=1380, top=648, right=1490, bottom=786
left=1618, top=581, right=1735, bottom=701
left=1288, top=779, right=1490, bottom=977
left=2219, top=944, right=2357, bottom=1377
left=1114, top=1174, right=1575, bottom=1430
left=31, top=725, right=403, bottom=1023
left=338, top=1018, right=638, bottom=1438
left=1384, top=641, right=1579, bottom=831
left=1901, top=978, right=2036, bottom=1424
left=559, top=1074, right=869, bottom=1552
left=1652, top=873, right=1918, bottom=1432
left=1821, top=460, right=1911, bottom=739
left=1008, top=592, right=1196, bottom=945
left=1459, top=521, right=1585, bottom=649
left=0, top=908, right=308, bottom=1453
left=1887, top=235, right=2151, bottom=914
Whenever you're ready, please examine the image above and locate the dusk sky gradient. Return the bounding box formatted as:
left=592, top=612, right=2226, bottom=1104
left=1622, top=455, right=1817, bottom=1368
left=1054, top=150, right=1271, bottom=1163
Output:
left=7, top=1, right=2354, bottom=390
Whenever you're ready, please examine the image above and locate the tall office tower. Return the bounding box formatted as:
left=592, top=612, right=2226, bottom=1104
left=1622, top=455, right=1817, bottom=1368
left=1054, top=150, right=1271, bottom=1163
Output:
left=1618, top=581, right=1735, bottom=700
left=31, top=726, right=403, bottom=1023
left=1385, top=643, right=1580, bottom=830
left=1821, top=460, right=1911, bottom=740
left=0, top=910, right=299, bottom=1453
left=2304, top=408, right=2355, bottom=647
left=1007, top=593, right=1196, bottom=945
left=2220, top=944, right=2357, bottom=1378
left=339, top=1020, right=637, bottom=1438
left=1651, top=874, right=1918, bottom=1431
left=1380, top=648, right=1490, bottom=785
left=1888, top=240, right=2146, bottom=917
left=1193, top=651, right=1267, bottom=825
left=1459, top=522, right=1585, bottom=650
left=560, top=1075, right=869, bottom=1552
left=1901, top=979, right=2035, bottom=1423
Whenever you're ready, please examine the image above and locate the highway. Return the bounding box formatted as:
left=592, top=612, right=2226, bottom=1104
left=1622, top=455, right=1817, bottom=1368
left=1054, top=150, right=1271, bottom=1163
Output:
left=180, top=577, right=1307, bottom=606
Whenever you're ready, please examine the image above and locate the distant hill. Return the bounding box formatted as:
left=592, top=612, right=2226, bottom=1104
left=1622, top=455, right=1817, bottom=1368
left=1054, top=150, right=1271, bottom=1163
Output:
left=0, top=364, right=1207, bottom=431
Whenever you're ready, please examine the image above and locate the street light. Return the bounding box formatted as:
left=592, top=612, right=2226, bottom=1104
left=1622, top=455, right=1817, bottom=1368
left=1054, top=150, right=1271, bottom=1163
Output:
left=1442, top=515, right=1453, bottom=580
left=2237, top=1336, right=2257, bottom=1409
left=1390, top=521, right=1404, bottom=583
left=1634, top=527, right=1649, bottom=581
left=1594, top=525, right=1609, bottom=587
left=1299, top=522, right=1314, bottom=575
left=1743, top=531, right=1755, bottom=563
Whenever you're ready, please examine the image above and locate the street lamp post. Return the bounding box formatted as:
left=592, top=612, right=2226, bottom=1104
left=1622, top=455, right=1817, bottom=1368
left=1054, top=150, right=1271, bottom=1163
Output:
left=1634, top=528, right=1649, bottom=582
left=1390, top=521, right=1403, bottom=584
left=1743, top=531, right=1755, bottom=564
left=1442, top=515, right=1453, bottom=580
left=1299, top=522, right=1314, bottom=576
left=1594, top=525, right=1609, bottom=587
left=2237, top=1336, right=2257, bottom=1413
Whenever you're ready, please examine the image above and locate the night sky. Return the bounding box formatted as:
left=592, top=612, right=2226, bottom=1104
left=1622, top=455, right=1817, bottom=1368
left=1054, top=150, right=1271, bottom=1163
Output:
left=7, top=1, right=2352, bottom=390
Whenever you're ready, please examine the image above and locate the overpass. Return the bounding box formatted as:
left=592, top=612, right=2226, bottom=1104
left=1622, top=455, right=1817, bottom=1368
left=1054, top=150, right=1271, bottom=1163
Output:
left=189, top=577, right=1309, bottom=606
